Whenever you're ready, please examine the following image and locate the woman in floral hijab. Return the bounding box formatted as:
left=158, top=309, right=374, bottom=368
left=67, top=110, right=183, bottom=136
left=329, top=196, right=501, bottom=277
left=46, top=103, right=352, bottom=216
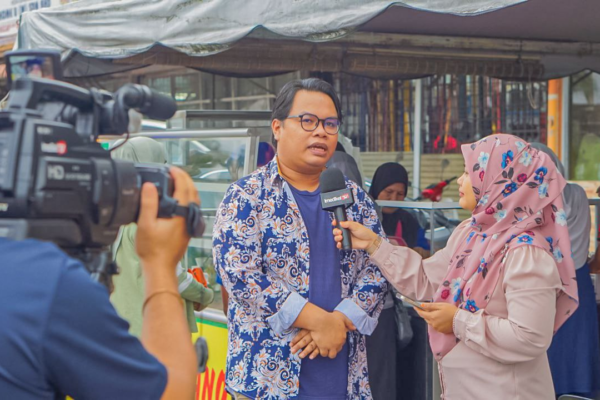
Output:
left=331, top=134, right=578, bottom=399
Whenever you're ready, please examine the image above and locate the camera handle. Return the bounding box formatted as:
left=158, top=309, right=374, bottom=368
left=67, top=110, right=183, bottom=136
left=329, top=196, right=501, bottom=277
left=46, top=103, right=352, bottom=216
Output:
left=74, top=249, right=119, bottom=292
left=172, top=202, right=205, bottom=238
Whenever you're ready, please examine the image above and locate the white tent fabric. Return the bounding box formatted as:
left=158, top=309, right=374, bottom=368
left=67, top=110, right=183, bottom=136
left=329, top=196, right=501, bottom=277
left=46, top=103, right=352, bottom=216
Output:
left=18, top=0, right=523, bottom=58
left=16, top=0, right=600, bottom=79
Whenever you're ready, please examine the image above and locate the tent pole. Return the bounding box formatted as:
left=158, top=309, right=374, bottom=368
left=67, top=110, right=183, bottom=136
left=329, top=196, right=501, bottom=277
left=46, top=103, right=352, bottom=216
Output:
left=560, top=76, right=570, bottom=179
left=413, top=79, right=423, bottom=198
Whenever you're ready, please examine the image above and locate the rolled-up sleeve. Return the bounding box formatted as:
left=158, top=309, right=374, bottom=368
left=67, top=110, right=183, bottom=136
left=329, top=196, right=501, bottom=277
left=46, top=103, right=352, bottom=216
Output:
left=177, top=271, right=215, bottom=305
left=267, top=292, right=309, bottom=335
left=213, top=184, right=297, bottom=330
left=335, top=298, right=378, bottom=335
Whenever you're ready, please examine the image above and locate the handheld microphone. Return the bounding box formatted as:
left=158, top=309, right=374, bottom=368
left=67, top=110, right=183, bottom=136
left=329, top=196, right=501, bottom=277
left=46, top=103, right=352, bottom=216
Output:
left=320, top=167, right=354, bottom=250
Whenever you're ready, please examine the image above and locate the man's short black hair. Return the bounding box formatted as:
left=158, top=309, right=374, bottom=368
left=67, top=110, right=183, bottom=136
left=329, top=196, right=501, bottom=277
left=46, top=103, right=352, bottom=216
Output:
left=271, top=78, right=343, bottom=124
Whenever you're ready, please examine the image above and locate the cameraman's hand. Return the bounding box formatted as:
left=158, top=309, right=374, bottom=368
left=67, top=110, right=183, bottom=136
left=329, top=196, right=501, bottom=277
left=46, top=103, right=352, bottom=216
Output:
left=136, top=167, right=200, bottom=269
left=136, top=167, right=199, bottom=400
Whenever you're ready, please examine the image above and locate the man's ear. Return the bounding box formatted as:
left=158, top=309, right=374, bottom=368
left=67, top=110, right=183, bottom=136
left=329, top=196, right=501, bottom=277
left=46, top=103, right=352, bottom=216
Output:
left=271, top=119, right=282, bottom=143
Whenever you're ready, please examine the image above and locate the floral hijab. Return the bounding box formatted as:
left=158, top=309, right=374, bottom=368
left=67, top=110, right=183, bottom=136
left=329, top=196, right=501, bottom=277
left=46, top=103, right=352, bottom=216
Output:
left=430, top=134, right=579, bottom=361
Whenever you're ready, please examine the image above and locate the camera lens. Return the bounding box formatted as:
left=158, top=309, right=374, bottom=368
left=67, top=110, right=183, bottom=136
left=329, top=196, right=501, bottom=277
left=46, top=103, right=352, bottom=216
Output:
left=110, top=159, right=140, bottom=228
left=92, top=158, right=140, bottom=229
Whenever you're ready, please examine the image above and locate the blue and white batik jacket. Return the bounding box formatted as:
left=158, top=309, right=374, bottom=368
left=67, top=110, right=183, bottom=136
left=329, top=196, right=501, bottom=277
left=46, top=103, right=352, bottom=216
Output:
left=213, top=157, right=388, bottom=399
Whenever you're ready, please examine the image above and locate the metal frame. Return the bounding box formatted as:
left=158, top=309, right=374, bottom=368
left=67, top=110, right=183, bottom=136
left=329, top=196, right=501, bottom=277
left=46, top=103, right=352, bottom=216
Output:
left=413, top=79, right=423, bottom=199
left=377, top=200, right=461, bottom=253
left=197, top=308, right=227, bottom=325
left=100, top=128, right=270, bottom=140
left=169, top=109, right=272, bottom=123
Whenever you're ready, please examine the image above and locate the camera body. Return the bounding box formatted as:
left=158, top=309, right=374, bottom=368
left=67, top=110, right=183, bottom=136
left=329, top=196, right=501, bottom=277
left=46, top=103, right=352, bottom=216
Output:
left=0, top=50, right=192, bottom=285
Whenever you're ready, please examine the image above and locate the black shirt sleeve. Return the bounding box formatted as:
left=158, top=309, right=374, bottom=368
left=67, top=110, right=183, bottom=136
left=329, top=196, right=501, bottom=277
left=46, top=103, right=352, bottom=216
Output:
left=42, top=258, right=167, bottom=400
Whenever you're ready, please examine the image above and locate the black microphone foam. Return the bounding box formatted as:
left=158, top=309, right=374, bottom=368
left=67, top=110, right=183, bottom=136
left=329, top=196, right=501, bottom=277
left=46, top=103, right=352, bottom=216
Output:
left=320, top=167, right=346, bottom=193
left=141, top=89, right=177, bottom=121
left=121, top=84, right=177, bottom=121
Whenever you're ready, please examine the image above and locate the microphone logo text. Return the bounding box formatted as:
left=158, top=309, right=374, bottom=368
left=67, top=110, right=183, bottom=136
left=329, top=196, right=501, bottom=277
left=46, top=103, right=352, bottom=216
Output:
left=324, top=193, right=350, bottom=204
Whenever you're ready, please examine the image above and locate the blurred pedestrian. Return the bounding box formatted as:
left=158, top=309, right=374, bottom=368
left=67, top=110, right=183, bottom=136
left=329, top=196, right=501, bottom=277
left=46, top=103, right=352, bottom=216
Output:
left=111, top=137, right=214, bottom=336
left=532, top=143, right=600, bottom=399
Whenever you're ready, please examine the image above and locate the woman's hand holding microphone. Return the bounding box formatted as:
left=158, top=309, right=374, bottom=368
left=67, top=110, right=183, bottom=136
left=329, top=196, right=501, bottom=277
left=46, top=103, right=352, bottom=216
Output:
left=331, top=219, right=458, bottom=335
left=332, top=220, right=381, bottom=254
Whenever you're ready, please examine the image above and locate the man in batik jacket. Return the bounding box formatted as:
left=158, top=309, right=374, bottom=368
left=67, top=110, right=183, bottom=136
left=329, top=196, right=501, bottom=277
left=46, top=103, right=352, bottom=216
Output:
left=213, top=78, right=388, bottom=400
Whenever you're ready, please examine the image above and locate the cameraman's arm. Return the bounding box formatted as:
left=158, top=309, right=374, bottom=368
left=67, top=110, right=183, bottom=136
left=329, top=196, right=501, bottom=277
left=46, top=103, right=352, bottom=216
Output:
left=136, top=167, right=199, bottom=400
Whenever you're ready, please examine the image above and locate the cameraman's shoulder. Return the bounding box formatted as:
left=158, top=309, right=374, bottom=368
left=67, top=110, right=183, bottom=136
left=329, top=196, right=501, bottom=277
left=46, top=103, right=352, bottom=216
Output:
left=0, top=238, right=94, bottom=307
left=1, top=238, right=82, bottom=270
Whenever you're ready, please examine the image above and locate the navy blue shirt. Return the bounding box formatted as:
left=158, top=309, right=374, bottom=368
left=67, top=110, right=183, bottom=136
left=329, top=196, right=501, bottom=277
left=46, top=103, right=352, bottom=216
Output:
left=290, top=185, right=349, bottom=400
left=0, top=238, right=167, bottom=400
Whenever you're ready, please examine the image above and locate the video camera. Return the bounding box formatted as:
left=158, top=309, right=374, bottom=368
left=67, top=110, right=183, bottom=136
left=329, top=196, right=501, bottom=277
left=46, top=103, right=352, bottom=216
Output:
left=0, top=50, right=205, bottom=289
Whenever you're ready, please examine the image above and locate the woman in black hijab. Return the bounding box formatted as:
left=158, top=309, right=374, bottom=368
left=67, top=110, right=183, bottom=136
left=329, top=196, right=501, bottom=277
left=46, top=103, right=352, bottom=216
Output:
left=367, top=162, right=429, bottom=400
left=369, top=162, right=421, bottom=248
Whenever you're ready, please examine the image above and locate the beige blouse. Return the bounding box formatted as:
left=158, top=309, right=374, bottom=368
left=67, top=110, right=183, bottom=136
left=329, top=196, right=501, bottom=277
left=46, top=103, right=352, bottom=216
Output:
left=370, top=219, right=562, bottom=400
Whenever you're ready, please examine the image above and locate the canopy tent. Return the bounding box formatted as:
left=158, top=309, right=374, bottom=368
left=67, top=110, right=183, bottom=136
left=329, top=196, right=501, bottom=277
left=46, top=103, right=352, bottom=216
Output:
left=14, top=0, right=600, bottom=80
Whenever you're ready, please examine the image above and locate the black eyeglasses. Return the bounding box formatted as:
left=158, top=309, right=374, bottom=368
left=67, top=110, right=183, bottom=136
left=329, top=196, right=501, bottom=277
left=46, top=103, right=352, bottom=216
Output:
left=286, top=113, right=341, bottom=135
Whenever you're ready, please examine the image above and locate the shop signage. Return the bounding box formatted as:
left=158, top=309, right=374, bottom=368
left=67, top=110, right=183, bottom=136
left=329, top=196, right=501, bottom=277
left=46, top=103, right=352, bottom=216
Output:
left=0, top=0, right=77, bottom=45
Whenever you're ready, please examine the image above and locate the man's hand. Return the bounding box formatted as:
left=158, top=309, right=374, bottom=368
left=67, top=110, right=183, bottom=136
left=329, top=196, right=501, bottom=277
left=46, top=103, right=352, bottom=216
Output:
left=136, top=167, right=200, bottom=269
left=415, top=302, right=458, bottom=334
left=309, top=311, right=356, bottom=359
left=290, top=329, right=320, bottom=360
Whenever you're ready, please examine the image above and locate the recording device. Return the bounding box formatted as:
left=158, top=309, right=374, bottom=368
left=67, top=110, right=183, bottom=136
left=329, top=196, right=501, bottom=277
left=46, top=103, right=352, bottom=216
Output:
left=0, top=50, right=205, bottom=289
left=5, top=49, right=63, bottom=85
left=320, top=167, right=354, bottom=250
left=396, top=293, right=430, bottom=311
